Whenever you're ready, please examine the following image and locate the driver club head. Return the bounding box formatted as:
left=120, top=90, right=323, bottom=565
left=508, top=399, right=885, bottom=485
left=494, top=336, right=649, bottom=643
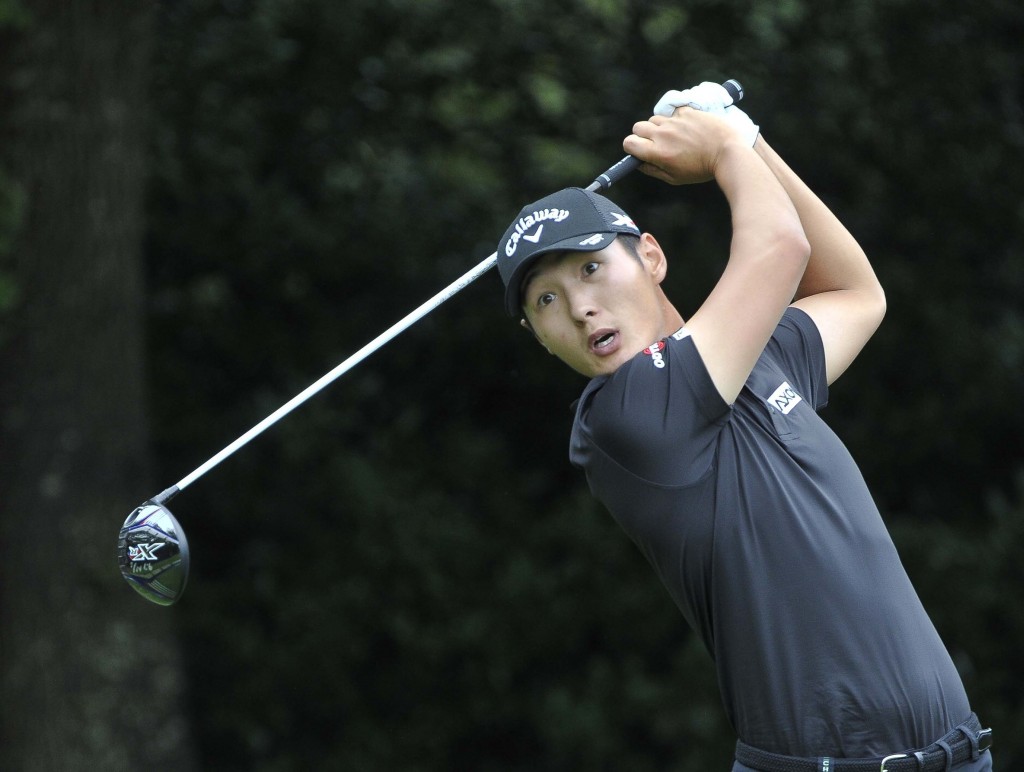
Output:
left=117, top=501, right=190, bottom=605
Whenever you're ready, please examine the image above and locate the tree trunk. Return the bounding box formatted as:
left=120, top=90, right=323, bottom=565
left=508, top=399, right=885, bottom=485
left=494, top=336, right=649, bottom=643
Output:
left=0, top=1, right=197, bottom=768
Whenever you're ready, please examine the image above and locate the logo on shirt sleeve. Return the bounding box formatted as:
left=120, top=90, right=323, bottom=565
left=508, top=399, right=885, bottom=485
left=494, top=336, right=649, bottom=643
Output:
left=767, top=381, right=802, bottom=414
left=643, top=341, right=666, bottom=369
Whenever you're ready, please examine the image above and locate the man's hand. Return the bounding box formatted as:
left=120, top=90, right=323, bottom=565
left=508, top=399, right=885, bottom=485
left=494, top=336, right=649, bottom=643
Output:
left=623, top=108, right=746, bottom=186
left=653, top=81, right=760, bottom=147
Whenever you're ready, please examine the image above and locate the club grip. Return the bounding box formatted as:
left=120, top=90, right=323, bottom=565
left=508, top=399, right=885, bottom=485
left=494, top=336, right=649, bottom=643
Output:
left=589, top=155, right=644, bottom=191
left=722, top=79, right=743, bottom=103
left=587, top=78, right=744, bottom=192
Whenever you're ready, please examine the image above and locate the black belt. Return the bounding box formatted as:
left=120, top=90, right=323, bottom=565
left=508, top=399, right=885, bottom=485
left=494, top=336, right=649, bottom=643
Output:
left=735, top=714, right=992, bottom=772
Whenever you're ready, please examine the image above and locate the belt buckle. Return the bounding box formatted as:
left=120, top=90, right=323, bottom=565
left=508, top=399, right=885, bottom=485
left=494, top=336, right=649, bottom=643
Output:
left=978, top=727, right=993, bottom=751
left=879, top=754, right=907, bottom=772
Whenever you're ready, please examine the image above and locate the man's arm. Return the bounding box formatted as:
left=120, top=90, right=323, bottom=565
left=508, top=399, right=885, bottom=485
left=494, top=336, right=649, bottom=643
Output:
left=754, top=138, right=887, bottom=384
left=625, top=110, right=811, bottom=405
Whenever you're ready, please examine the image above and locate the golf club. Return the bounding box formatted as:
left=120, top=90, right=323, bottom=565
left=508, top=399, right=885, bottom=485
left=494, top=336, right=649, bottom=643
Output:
left=117, top=79, right=744, bottom=605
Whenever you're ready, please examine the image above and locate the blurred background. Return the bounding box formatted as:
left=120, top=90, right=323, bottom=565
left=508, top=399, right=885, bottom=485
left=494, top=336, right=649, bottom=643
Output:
left=1, top=0, right=1022, bottom=769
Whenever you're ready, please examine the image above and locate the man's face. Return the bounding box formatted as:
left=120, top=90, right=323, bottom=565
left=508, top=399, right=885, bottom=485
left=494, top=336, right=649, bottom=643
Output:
left=521, top=237, right=669, bottom=377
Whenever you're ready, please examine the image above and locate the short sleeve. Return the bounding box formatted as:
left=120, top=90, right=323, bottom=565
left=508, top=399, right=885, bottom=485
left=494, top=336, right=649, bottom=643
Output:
left=764, top=307, right=829, bottom=411
left=570, top=331, right=730, bottom=487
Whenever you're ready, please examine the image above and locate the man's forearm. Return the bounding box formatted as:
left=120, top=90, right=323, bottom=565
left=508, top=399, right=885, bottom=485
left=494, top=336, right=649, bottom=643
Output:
left=754, top=137, right=883, bottom=302
left=717, top=140, right=807, bottom=267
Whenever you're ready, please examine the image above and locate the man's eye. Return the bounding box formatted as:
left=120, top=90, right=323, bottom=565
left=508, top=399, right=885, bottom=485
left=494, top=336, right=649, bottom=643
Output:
left=537, top=292, right=555, bottom=308
left=583, top=262, right=599, bottom=275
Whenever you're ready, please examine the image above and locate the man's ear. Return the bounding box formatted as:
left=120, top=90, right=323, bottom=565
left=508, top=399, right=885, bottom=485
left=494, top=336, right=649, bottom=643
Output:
left=639, top=232, right=669, bottom=284
left=520, top=318, right=553, bottom=355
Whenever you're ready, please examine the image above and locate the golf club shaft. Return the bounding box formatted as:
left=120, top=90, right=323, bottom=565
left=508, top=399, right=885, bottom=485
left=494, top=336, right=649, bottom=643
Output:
left=153, top=78, right=744, bottom=506
left=155, top=252, right=498, bottom=503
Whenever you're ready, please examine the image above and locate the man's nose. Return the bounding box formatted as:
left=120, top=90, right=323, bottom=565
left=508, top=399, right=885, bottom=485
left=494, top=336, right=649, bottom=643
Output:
left=568, top=290, right=598, bottom=323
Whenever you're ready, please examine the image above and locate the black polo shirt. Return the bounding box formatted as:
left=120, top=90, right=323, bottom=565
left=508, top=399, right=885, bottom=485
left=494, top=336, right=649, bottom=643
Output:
left=569, top=307, right=971, bottom=757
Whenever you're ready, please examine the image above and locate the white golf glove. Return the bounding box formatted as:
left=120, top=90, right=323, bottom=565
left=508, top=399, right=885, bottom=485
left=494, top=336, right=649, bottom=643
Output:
left=652, top=81, right=760, bottom=147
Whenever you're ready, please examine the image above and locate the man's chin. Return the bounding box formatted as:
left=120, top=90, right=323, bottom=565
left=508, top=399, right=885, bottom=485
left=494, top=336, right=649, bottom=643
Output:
left=579, top=353, right=630, bottom=378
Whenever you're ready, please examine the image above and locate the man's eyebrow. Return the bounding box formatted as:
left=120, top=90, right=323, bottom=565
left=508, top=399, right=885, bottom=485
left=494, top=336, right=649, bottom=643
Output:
left=519, top=252, right=568, bottom=302
left=520, top=265, right=542, bottom=300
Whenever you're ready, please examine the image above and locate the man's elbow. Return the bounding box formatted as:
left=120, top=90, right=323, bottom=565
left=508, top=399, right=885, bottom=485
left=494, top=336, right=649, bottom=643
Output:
left=778, top=224, right=812, bottom=275
left=874, top=285, right=887, bottom=317
left=864, top=265, right=887, bottom=327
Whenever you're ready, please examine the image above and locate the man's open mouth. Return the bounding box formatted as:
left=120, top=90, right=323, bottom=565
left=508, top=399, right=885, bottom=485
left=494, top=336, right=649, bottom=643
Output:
left=589, top=329, right=619, bottom=355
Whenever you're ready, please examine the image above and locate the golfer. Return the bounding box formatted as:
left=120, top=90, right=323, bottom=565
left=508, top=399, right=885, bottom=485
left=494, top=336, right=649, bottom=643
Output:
left=496, top=83, right=992, bottom=771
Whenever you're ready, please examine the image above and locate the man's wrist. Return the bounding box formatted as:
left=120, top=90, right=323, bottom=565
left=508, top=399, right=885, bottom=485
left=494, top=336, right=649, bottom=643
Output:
left=712, top=136, right=759, bottom=180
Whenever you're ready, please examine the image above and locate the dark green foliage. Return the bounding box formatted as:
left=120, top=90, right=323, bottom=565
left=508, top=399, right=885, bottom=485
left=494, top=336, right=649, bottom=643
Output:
left=136, top=0, right=1024, bottom=768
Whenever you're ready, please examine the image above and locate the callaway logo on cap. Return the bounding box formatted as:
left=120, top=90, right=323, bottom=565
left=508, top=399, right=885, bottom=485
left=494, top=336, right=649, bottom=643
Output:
left=496, top=187, right=641, bottom=315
